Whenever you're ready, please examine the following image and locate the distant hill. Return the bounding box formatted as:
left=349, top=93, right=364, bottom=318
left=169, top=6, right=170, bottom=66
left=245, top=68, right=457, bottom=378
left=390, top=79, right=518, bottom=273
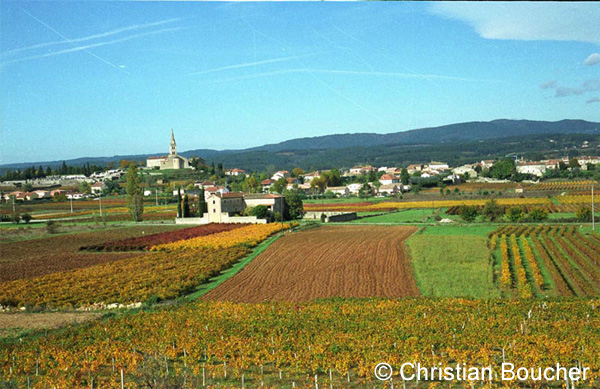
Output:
left=232, top=119, right=600, bottom=153
left=2, top=119, right=599, bottom=172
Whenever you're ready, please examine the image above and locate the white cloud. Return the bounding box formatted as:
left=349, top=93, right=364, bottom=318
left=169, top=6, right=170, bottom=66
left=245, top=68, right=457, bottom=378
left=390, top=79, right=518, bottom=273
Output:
left=584, top=53, right=600, bottom=66
left=541, top=79, right=600, bottom=98
left=430, top=3, right=600, bottom=45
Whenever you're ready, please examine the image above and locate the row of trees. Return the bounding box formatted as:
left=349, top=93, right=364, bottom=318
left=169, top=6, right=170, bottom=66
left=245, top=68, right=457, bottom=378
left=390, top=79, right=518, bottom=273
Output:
left=1, top=162, right=105, bottom=181
left=459, top=200, right=549, bottom=223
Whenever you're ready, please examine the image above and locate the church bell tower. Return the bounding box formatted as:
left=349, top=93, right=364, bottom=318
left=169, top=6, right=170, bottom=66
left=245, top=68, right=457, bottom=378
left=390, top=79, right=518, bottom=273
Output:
left=169, top=129, right=177, bottom=156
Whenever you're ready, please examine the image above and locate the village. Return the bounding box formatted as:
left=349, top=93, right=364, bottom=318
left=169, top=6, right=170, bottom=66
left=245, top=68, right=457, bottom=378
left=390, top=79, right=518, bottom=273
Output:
left=2, top=130, right=600, bottom=216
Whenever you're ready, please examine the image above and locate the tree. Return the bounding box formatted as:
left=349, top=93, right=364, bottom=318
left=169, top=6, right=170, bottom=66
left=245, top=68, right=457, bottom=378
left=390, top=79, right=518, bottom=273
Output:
left=79, top=181, right=91, bottom=194
left=176, top=189, right=182, bottom=218
left=12, top=213, right=21, bottom=224
left=372, top=181, right=382, bottom=194
left=126, top=164, right=144, bottom=222
left=250, top=205, right=269, bottom=219
left=359, top=183, right=373, bottom=199
left=575, top=206, right=592, bottom=222
left=243, top=176, right=259, bottom=193
left=506, top=206, right=524, bottom=222
left=198, top=189, right=207, bottom=216
left=322, top=169, right=342, bottom=187
left=400, top=168, right=409, bottom=185
left=482, top=199, right=503, bottom=221
left=569, top=158, right=580, bottom=169
left=21, top=213, right=32, bottom=224
left=270, top=178, right=287, bottom=194
left=459, top=206, right=479, bottom=223
left=558, top=161, right=567, bottom=171
left=292, top=167, right=304, bottom=177
left=310, top=176, right=327, bottom=194
left=528, top=207, right=549, bottom=222
left=489, top=159, right=516, bottom=180
left=53, top=192, right=67, bottom=202
left=183, top=195, right=190, bottom=218
left=284, top=191, right=303, bottom=220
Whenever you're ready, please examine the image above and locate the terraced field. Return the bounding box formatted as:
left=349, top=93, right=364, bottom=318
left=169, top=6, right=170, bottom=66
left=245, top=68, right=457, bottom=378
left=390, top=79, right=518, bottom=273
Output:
left=203, top=225, right=420, bottom=302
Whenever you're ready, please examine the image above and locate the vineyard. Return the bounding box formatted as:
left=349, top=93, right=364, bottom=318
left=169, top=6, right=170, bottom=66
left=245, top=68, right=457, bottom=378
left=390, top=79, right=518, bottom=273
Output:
left=445, top=203, right=596, bottom=216
left=80, top=224, right=245, bottom=251
left=0, top=225, right=183, bottom=282
left=303, top=197, right=552, bottom=213
left=528, top=180, right=599, bottom=192
left=489, top=225, right=600, bottom=298
left=1, top=299, right=598, bottom=388
left=0, top=223, right=294, bottom=308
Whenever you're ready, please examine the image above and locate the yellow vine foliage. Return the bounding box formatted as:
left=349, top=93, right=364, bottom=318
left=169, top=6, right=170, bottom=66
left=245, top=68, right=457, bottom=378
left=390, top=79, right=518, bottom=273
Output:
left=152, top=222, right=297, bottom=251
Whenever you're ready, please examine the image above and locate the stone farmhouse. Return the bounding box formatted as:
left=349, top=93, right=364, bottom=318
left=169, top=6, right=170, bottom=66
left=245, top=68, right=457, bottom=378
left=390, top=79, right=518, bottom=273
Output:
left=177, top=193, right=284, bottom=225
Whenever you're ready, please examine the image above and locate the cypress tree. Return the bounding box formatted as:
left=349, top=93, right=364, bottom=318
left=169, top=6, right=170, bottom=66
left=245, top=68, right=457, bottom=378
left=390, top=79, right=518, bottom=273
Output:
left=126, top=164, right=144, bottom=222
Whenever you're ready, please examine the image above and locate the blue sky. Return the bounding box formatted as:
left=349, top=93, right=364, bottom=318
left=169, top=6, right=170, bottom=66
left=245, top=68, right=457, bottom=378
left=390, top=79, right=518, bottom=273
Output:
left=1, top=1, right=599, bottom=164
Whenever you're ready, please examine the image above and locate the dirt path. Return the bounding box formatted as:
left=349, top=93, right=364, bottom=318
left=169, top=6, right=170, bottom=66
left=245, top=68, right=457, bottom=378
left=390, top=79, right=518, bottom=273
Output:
left=0, top=312, right=101, bottom=338
left=203, top=225, right=420, bottom=302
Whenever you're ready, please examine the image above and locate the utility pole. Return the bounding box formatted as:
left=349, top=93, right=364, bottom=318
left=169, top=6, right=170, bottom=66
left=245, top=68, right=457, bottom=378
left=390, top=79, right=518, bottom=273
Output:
left=155, top=188, right=158, bottom=206
left=99, top=192, right=103, bottom=218
left=592, top=179, right=595, bottom=231
left=70, top=195, right=73, bottom=214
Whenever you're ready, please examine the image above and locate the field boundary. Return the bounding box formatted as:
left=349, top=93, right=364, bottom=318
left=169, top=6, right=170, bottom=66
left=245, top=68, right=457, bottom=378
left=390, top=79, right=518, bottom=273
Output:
left=186, top=233, right=284, bottom=300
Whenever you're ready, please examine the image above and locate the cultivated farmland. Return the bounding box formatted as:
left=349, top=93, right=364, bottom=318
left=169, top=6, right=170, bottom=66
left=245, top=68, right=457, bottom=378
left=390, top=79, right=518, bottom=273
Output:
left=490, top=225, right=600, bottom=298
left=203, top=225, right=420, bottom=302
left=0, top=225, right=183, bottom=282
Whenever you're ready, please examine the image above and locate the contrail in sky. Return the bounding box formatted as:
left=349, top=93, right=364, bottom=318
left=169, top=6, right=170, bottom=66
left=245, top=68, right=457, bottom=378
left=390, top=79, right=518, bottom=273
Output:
left=187, top=53, right=319, bottom=76
left=202, top=68, right=501, bottom=84
left=2, top=24, right=184, bottom=67
left=1, top=17, right=182, bottom=57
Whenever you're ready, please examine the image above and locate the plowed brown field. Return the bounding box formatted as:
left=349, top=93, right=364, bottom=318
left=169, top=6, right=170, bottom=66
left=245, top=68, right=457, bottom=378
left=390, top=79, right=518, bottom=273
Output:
left=203, top=225, right=420, bottom=302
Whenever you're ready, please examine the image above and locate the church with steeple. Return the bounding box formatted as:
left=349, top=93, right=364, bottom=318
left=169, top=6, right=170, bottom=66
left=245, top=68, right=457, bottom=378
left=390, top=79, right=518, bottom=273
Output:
left=146, top=130, right=191, bottom=170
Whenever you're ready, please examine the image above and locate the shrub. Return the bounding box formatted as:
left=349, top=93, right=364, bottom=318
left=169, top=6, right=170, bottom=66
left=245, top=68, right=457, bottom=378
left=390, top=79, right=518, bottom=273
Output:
left=506, top=207, right=524, bottom=222
left=528, top=207, right=549, bottom=222
left=459, top=206, right=479, bottom=223
left=46, top=220, right=59, bottom=234
left=21, top=213, right=32, bottom=224
left=482, top=199, right=503, bottom=222
left=575, top=206, right=592, bottom=222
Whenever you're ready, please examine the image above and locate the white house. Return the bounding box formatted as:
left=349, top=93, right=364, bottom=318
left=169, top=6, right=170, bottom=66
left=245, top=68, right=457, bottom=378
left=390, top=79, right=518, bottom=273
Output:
left=379, top=174, right=398, bottom=185
left=271, top=171, right=289, bottom=180
left=67, top=193, right=85, bottom=200
left=90, top=182, right=106, bottom=195
left=516, top=162, right=547, bottom=177
left=303, top=171, right=320, bottom=182
left=453, top=164, right=478, bottom=178
left=377, top=184, right=400, bottom=196
left=346, top=183, right=363, bottom=194
left=225, top=168, right=247, bottom=176
left=406, top=164, right=424, bottom=174
left=204, top=186, right=229, bottom=200
left=349, top=166, right=375, bottom=175
left=261, top=179, right=275, bottom=192
left=428, top=161, right=449, bottom=170
left=33, top=190, right=49, bottom=199
left=327, top=186, right=350, bottom=197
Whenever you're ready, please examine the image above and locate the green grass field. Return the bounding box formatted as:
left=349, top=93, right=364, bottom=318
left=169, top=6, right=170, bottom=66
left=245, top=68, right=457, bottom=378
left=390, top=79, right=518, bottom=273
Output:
left=303, top=196, right=386, bottom=204
left=419, top=224, right=498, bottom=236
left=408, top=227, right=500, bottom=299
left=350, top=209, right=433, bottom=223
